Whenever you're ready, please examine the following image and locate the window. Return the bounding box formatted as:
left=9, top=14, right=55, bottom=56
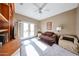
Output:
left=22, top=22, right=35, bottom=39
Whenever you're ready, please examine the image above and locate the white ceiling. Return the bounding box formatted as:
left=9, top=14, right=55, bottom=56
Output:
left=15, top=3, right=78, bottom=20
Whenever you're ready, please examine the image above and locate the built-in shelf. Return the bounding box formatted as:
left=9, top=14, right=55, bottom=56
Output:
left=0, top=13, right=8, bottom=23
left=0, top=29, right=8, bottom=33
left=2, top=3, right=9, bottom=6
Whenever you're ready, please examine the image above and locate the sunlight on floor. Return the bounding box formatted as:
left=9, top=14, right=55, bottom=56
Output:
left=31, top=38, right=48, bottom=51
left=21, top=38, right=77, bottom=56
left=22, top=40, right=31, bottom=45
left=25, top=44, right=39, bottom=56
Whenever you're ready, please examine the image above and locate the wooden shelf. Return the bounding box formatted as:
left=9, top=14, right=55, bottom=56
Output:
left=0, top=13, right=8, bottom=23
left=2, top=3, right=9, bottom=6
left=0, top=3, right=20, bottom=56
left=0, top=29, right=8, bottom=33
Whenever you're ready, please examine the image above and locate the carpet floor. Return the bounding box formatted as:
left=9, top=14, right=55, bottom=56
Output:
left=20, top=37, right=77, bottom=56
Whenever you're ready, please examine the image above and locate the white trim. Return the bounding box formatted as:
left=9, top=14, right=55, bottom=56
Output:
left=11, top=48, right=20, bottom=56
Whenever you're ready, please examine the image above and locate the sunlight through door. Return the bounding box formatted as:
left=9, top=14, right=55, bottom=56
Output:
left=25, top=44, right=39, bottom=56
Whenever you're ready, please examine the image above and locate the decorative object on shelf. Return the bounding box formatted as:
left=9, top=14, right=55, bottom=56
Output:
left=47, top=22, right=52, bottom=30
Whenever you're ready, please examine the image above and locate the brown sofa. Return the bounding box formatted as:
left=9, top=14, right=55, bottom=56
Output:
left=39, top=32, right=58, bottom=46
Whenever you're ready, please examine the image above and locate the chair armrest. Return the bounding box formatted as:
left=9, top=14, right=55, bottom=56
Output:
left=59, top=35, right=63, bottom=40
left=74, top=37, right=78, bottom=44
left=42, top=33, right=46, bottom=35
left=51, top=34, right=56, bottom=38
left=69, top=37, right=79, bottom=48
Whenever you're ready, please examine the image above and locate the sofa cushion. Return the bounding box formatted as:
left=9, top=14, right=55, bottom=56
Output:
left=63, top=37, right=74, bottom=43
left=44, top=32, right=54, bottom=37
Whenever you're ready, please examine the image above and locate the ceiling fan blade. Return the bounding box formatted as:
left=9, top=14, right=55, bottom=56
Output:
left=33, top=3, right=48, bottom=14
left=40, top=3, right=47, bottom=9
left=33, top=3, right=40, bottom=8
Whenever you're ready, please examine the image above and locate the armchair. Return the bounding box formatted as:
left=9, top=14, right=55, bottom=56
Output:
left=59, top=35, right=79, bottom=54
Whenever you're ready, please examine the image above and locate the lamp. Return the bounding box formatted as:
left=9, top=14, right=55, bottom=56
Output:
left=56, top=26, right=62, bottom=32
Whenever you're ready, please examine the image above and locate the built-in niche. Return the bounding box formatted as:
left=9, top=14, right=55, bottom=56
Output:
left=0, top=3, right=15, bottom=45
left=0, top=32, right=8, bottom=47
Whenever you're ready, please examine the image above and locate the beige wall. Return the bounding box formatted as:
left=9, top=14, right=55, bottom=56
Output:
left=76, top=5, right=79, bottom=37
left=15, top=8, right=78, bottom=36
left=15, top=13, right=40, bottom=36
left=40, top=9, right=76, bottom=35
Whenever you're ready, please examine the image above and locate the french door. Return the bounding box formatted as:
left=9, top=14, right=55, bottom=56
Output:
left=23, top=22, right=35, bottom=39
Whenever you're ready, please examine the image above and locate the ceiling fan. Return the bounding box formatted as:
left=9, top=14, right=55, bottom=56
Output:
left=33, top=3, right=48, bottom=13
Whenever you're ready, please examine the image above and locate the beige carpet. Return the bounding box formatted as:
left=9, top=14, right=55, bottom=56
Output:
left=20, top=38, right=77, bottom=56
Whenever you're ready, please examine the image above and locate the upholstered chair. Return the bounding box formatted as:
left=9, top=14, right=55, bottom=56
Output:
left=59, top=35, right=79, bottom=54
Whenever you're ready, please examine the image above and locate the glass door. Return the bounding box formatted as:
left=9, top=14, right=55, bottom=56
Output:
left=29, top=23, right=35, bottom=37
left=20, top=22, right=35, bottom=39
left=23, top=23, right=29, bottom=39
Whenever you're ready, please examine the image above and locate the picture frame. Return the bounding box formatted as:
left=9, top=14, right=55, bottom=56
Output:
left=47, top=22, right=52, bottom=30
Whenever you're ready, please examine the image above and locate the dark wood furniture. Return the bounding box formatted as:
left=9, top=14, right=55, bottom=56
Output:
left=0, top=3, right=15, bottom=40
left=0, top=39, right=20, bottom=56
left=0, top=3, right=20, bottom=56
